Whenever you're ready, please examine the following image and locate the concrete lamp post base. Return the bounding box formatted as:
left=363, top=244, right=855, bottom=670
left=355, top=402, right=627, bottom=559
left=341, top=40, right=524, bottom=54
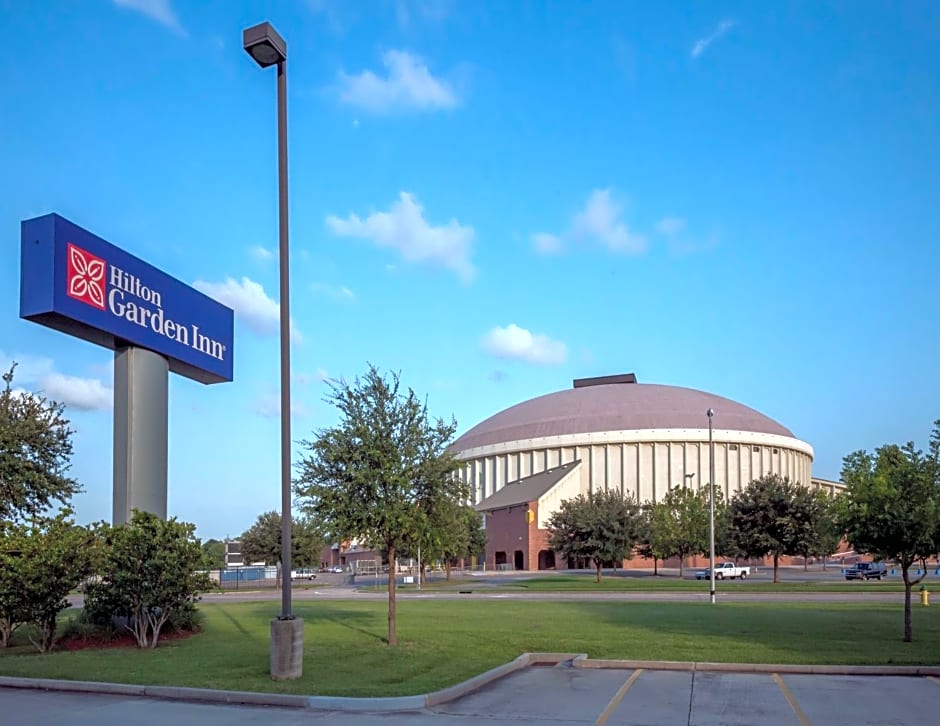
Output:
left=270, top=618, right=304, bottom=680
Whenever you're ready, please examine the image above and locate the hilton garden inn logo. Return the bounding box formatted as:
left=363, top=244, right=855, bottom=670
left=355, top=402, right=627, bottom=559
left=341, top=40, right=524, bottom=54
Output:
left=66, top=243, right=227, bottom=361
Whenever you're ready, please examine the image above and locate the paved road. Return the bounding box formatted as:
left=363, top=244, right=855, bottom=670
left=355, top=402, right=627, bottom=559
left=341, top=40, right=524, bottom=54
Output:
left=67, top=586, right=909, bottom=609
left=68, top=565, right=925, bottom=608
left=5, top=667, right=939, bottom=725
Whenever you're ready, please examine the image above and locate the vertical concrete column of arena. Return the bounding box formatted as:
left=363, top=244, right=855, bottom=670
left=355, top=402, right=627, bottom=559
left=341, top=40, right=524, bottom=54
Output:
left=113, top=346, right=169, bottom=524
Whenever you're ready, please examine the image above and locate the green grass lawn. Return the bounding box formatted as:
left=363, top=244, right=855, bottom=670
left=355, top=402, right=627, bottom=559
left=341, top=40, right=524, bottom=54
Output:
left=0, top=600, right=937, bottom=697
left=377, top=573, right=916, bottom=593
left=483, top=574, right=915, bottom=592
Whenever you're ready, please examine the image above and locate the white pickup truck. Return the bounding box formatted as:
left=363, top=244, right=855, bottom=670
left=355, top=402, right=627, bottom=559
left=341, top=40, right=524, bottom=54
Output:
left=695, top=562, right=751, bottom=580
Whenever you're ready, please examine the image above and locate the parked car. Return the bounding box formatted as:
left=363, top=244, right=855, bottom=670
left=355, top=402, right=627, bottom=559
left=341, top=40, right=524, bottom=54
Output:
left=291, top=568, right=317, bottom=580
left=695, top=562, right=751, bottom=580
left=845, top=562, right=888, bottom=580
left=330, top=565, right=345, bottom=573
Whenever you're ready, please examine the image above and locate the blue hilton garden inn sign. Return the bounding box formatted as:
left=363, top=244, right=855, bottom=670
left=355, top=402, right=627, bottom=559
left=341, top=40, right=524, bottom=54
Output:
left=20, top=213, right=233, bottom=384
left=19, top=212, right=235, bottom=524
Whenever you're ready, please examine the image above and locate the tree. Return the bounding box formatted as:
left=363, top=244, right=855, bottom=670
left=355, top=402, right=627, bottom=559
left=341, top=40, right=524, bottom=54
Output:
left=0, top=522, right=27, bottom=647
left=294, top=366, right=464, bottom=646
left=650, top=486, right=710, bottom=577
left=712, top=488, right=737, bottom=560
left=457, top=506, right=488, bottom=569
left=546, top=489, right=643, bottom=583
left=796, top=489, right=843, bottom=570
left=0, top=365, right=81, bottom=522
left=201, top=538, right=226, bottom=569
left=85, top=510, right=211, bottom=648
left=240, top=511, right=324, bottom=569
left=15, top=511, right=98, bottom=652
left=409, top=503, right=486, bottom=581
left=640, top=502, right=670, bottom=575
left=839, top=423, right=940, bottom=643
left=728, top=474, right=815, bottom=583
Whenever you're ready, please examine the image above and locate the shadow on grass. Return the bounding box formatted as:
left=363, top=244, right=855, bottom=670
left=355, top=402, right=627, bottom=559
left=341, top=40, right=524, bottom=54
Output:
left=300, top=606, right=387, bottom=644
left=212, top=604, right=267, bottom=643
left=558, top=600, right=939, bottom=664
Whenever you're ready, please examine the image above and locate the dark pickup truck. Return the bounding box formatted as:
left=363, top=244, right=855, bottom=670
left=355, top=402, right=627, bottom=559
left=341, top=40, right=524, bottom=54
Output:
left=845, top=562, right=888, bottom=580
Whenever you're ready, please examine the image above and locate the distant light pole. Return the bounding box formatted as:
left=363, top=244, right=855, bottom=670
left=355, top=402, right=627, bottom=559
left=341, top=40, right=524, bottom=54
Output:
left=243, top=21, right=302, bottom=680
left=707, top=408, right=716, bottom=605
left=684, top=472, right=695, bottom=488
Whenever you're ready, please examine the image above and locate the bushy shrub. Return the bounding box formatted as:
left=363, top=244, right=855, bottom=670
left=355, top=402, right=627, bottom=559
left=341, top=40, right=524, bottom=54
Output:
left=0, top=513, right=97, bottom=652
left=85, top=511, right=211, bottom=648
left=60, top=609, right=118, bottom=643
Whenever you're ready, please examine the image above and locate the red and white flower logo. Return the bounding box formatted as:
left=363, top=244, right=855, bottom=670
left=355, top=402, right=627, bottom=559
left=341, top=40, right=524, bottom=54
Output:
left=66, top=243, right=107, bottom=310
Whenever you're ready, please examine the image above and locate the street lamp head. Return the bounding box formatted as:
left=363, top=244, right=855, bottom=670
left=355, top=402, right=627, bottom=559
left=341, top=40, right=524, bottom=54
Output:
left=706, top=408, right=715, bottom=418
left=243, top=22, right=286, bottom=67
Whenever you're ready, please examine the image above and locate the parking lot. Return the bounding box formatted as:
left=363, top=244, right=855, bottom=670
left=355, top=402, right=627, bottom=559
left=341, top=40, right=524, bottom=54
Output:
left=436, top=664, right=940, bottom=725
left=4, top=665, right=939, bottom=725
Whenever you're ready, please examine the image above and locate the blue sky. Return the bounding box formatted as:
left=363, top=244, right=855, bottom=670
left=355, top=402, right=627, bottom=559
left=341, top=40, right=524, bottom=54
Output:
left=2, top=1, right=939, bottom=541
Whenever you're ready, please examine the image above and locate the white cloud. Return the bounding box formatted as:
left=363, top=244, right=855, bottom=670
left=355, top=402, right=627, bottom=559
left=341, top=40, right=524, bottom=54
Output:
left=253, top=391, right=308, bottom=419
left=249, top=245, right=273, bottom=262
left=396, top=0, right=453, bottom=28
left=656, top=217, right=686, bottom=235
left=691, top=19, right=735, bottom=59
left=39, top=373, right=112, bottom=412
left=654, top=217, right=718, bottom=256
left=338, top=50, right=457, bottom=113
left=327, top=192, right=476, bottom=283
left=310, top=282, right=356, bottom=302
left=0, top=350, right=111, bottom=412
left=481, top=324, right=567, bottom=366
left=113, top=0, right=185, bottom=35
left=306, top=0, right=347, bottom=34
left=193, top=277, right=302, bottom=343
left=531, top=232, right=563, bottom=256
left=0, top=351, right=54, bottom=382
left=573, top=189, right=646, bottom=254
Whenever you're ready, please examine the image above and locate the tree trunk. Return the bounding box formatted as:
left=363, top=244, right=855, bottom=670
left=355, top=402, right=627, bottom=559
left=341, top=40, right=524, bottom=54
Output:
left=445, top=562, right=452, bottom=581
left=595, top=561, right=602, bottom=583
left=0, top=618, right=15, bottom=648
left=803, top=558, right=808, bottom=571
left=773, top=552, right=780, bottom=583
left=903, top=563, right=912, bottom=643
left=387, top=545, right=397, bottom=646
left=653, top=557, right=658, bottom=576
left=678, top=555, right=684, bottom=578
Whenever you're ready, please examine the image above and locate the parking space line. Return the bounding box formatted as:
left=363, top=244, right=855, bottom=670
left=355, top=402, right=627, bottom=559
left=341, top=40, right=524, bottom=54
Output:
left=594, top=669, right=643, bottom=726
left=773, top=673, right=810, bottom=726
left=928, top=676, right=940, bottom=687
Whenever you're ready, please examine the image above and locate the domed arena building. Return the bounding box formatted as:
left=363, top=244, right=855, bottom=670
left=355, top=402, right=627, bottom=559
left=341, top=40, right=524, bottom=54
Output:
left=452, top=374, right=837, bottom=571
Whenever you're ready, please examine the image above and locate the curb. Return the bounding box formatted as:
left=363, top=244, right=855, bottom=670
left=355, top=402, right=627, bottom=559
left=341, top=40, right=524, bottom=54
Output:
left=425, top=652, right=584, bottom=708
left=4, top=655, right=940, bottom=713
left=570, top=658, right=940, bottom=677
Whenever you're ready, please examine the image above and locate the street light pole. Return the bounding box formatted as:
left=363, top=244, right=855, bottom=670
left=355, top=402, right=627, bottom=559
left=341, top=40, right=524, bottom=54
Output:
left=243, top=21, right=302, bottom=680
left=274, top=42, right=292, bottom=628
left=707, top=408, right=716, bottom=605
